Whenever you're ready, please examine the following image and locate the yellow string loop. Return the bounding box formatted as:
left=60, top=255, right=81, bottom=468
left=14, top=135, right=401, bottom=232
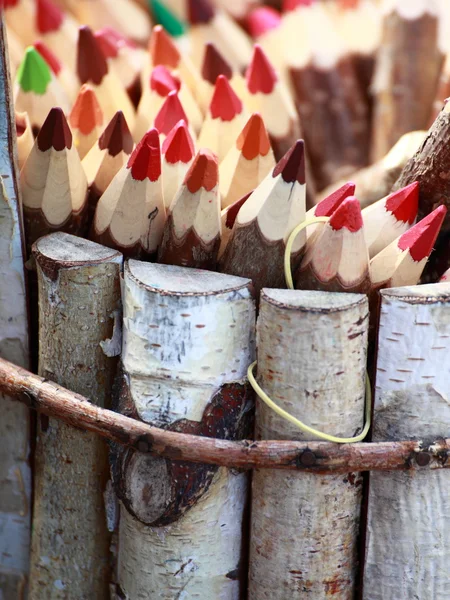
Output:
left=247, top=215, right=372, bottom=444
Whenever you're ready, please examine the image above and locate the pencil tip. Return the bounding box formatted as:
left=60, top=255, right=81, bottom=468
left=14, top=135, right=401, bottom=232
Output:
left=150, top=25, right=181, bottom=68
left=398, top=205, right=447, bottom=262
left=16, top=47, right=52, bottom=94
left=210, top=75, right=243, bottom=121
left=329, top=196, right=363, bottom=232
left=37, top=107, right=72, bottom=152
left=185, top=148, right=219, bottom=193
left=236, top=113, right=272, bottom=160
left=150, top=65, right=181, bottom=96
left=154, top=91, right=189, bottom=136
left=162, top=120, right=195, bottom=164
left=77, top=26, right=109, bottom=85
left=36, top=0, right=63, bottom=34
left=224, top=192, right=252, bottom=229
left=283, top=0, right=313, bottom=13
left=94, top=27, right=120, bottom=59
left=98, top=111, right=134, bottom=156
left=247, top=7, right=282, bottom=38
left=150, top=0, right=187, bottom=37
left=385, top=182, right=419, bottom=225
left=128, top=129, right=161, bottom=181
left=187, top=0, right=215, bottom=25
left=246, top=44, right=277, bottom=94
left=314, top=182, right=355, bottom=217
left=273, top=139, right=305, bottom=184
left=34, top=40, right=61, bottom=75
left=201, top=43, right=233, bottom=85
left=69, top=84, right=103, bottom=134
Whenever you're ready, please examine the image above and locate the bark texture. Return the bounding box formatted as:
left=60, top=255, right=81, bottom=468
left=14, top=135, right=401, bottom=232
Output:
left=0, top=21, right=32, bottom=599
left=364, top=283, right=450, bottom=600
left=29, top=232, right=123, bottom=599
left=113, top=260, right=255, bottom=599
left=249, top=289, right=369, bottom=600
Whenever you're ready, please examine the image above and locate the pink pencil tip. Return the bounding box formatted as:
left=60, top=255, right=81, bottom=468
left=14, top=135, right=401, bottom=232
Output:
left=385, top=182, right=419, bottom=225
left=247, top=7, right=281, bottom=38
left=315, top=182, right=355, bottom=218
left=398, top=205, right=447, bottom=262
left=154, top=91, right=189, bottom=136
left=329, top=196, right=363, bottom=232
left=128, top=129, right=161, bottom=181
left=246, top=45, right=278, bottom=94
left=162, top=120, right=195, bottom=164
left=150, top=65, right=181, bottom=96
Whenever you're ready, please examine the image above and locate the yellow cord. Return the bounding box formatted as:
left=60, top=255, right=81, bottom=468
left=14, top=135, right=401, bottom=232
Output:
left=247, top=215, right=372, bottom=444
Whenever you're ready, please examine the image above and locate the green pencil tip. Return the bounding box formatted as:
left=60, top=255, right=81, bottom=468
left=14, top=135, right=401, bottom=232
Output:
left=149, top=0, right=188, bottom=37
left=16, top=47, right=52, bottom=95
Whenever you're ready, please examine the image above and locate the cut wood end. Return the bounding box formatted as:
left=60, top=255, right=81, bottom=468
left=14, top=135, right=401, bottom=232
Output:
left=381, top=282, right=450, bottom=302
left=34, top=232, right=123, bottom=265
left=261, top=288, right=368, bottom=312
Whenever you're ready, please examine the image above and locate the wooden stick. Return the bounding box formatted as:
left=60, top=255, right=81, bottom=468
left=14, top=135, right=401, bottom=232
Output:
left=69, top=84, right=104, bottom=159
left=161, top=118, right=195, bottom=209
left=248, top=288, right=369, bottom=599
left=0, top=21, right=32, bottom=596
left=112, top=260, right=255, bottom=598
left=29, top=232, right=123, bottom=599
left=363, top=283, right=450, bottom=600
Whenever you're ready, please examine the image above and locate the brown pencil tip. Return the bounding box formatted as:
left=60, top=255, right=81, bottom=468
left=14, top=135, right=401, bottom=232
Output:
left=236, top=113, right=271, bottom=160
left=273, top=139, right=305, bottom=184
left=77, top=26, right=109, bottom=85
left=98, top=111, right=134, bottom=156
left=37, top=107, right=72, bottom=151
left=314, top=182, right=355, bottom=217
left=329, top=196, right=363, bottom=232
left=187, top=0, right=215, bottom=25
left=149, top=25, right=180, bottom=68
left=201, top=43, right=233, bottom=85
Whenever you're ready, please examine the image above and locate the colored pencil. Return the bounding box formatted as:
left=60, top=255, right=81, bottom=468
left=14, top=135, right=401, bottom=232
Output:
left=33, top=39, right=78, bottom=102
left=161, top=119, right=196, bottom=209
left=220, top=112, right=275, bottom=209
left=91, top=128, right=166, bottom=258
left=4, top=0, right=38, bottom=47
left=158, top=148, right=221, bottom=269
left=154, top=89, right=194, bottom=142
left=35, top=0, right=79, bottom=71
left=218, top=191, right=252, bottom=259
left=15, top=110, right=35, bottom=170
left=69, top=84, right=104, bottom=159
left=247, top=6, right=288, bottom=86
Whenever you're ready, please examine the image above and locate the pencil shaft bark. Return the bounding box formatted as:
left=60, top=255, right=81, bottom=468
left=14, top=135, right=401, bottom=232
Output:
left=249, top=289, right=368, bottom=600
left=364, top=283, right=450, bottom=600
left=29, top=233, right=123, bottom=600
left=0, top=21, right=31, bottom=599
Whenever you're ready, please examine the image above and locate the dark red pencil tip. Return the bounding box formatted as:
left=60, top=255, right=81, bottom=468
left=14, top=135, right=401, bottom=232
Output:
left=128, top=129, right=161, bottom=181
left=150, top=65, right=181, bottom=96
left=210, top=75, right=243, bottom=121
left=34, top=40, right=62, bottom=75
left=149, top=25, right=180, bottom=68
left=246, top=44, right=277, bottom=94
left=185, top=149, right=219, bottom=193
left=201, top=43, right=233, bottom=85
left=162, top=120, right=195, bottom=164
left=187, top=0, right=215, bottom=25
left=385, top=182, right=419, bottom=225
left=398, top=205, right=447, bottom=262
left=315, top=182, right=355, bottom=217
left=36, top=0, right=63, bottom=34
left=99, top=111, right=134, bottom=156
left=224, top=192, right=252, bottom=229
left=329, top=196, right=363, bottom=232
left=77, top=26, right=109, bottom=85
left=154, top=91, right=189, bottom=136
left=247, top=7, right=282, bottom=38
left=273, top=139, right=305, bottom=185
left=37, top=107, right=72, bottom=152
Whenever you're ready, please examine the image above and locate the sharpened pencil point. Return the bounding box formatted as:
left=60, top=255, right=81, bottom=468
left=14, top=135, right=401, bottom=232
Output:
left=98, top=111, right=134, bottom=156
left=247, top=7, right=282, bottom=37
left=77, top=26, right=109, bottom=86
left=95, top=28, right=120, bottom=59
left=246, top=45, right=278, bottom=94
left=162, top=120, right=195, bottom=164
left=202, top=43, right=233, bottom=84
left=185, top=149, right=219, bottom=193
left=17, top=47, right=52, bottom=95
left=236, top=114, right=272, bottom=160
left=315, top=182, right=355, bottom=217
left=34, top=40, right=62, bottom=75
left=273, top=139, right=305, bottom=184
left=154, top=91, right=189, bottom=136
left=329, top=197, right=363, bottom=232
left=37, top=107, right=72, bottom=151
left=69, top=85, right=103, bottom=135
left=36, top=0, right=64, bottom=34
left=210, top=75, right=243, bottom=121
left=385, top=182, right=419, bottom=225
left=149, top=25, right=181, bottom=68
left=398, top=205, right=447, bottom=262
left=150, top=65, right=181, bottom=96
left=282, top=0, right=313, bottom=13
left=128, top=129, right=161, bottom=182
left=187, top=0, right=215, bottom=25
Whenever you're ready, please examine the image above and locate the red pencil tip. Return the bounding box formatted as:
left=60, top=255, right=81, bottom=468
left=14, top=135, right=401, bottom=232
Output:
left=385, top=182, right=419, bottom=225
left=187, top=0, right=215, bottom=25
left=4, top=0, right=20, bottom=7
left=236, top=113, right=272, bottom=160
left=150, top=25, right=180, bottom=68
left=185, top=148, right=219, bottom=193
left=314, top=182, right=355, bottom=217
left=37, top=107, right=72, bottom=152
left=34, top=40, right=61, bottom=75
left=154, top=91, right=189, bottom=136
left=329, top=196, right=363, bottom=232
left=246, top=44, right=277, bottom=95
left=224, top=192, right=252, bottom=228
left=95, top=28, right=119, bottom=59
left=247, top=7, right=282, bottom=38
left=150, top=65, right=181, bottom=97
left=77, top=26, right=108, bottom=85
left=162, top=120, right=195, bottom=164
left=210, top=75, right=243, bottom=121
left=69, top=85, right=103, bottom=135
left=98, top=111, right=134, bottom=156
left=201, top=43, right=233, bottom=85
left=283, top=0, right=313, bottom=13
left=273, top=139, right=305, bottom=184
left=398, top=205, right=447, bottom=262
left=128, top=129, right=161, bottom=181
left=36, top=0, right=63, bottom=34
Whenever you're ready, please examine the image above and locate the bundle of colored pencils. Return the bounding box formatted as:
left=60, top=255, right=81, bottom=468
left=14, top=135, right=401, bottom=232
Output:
left=3, top=0, right=450, bottom=598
